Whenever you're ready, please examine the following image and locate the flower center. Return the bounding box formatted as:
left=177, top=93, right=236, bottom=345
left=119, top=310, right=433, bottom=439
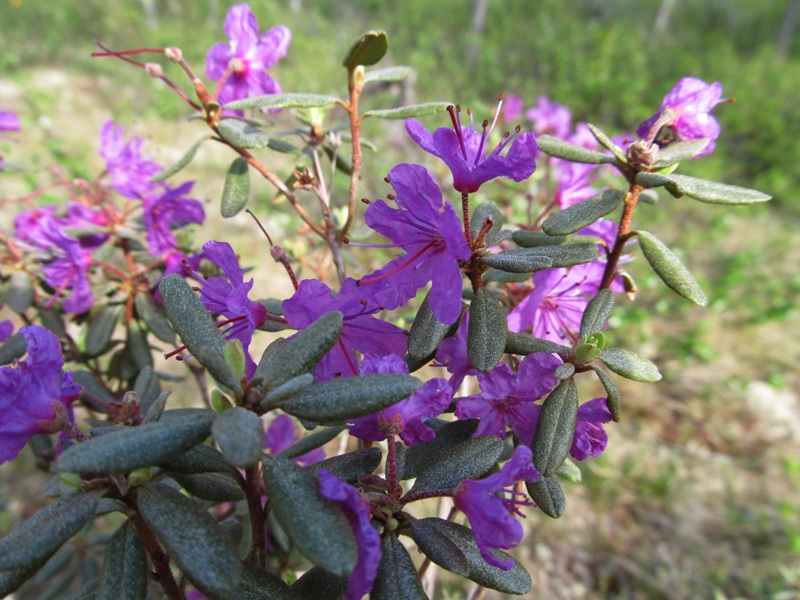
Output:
left=447, top=94, right=523, bottom=165
left=229, top=57, right=247, bottom=74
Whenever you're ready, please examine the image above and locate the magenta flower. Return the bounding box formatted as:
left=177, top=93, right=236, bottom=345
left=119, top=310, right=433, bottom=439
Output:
left=283, top=278, right=407, bottom=380
left=453, top=445, right=539, bottom=570
left=406, top=99, right=538, bottom=193
left=502, top=94, right=524, bottom=123
left=455, top=353, right=560, bottom=446
left=637, top=77, right=725, bottom=157
left=0, top=111, right=20, bottom=133
left=142, top=181, right=205, bottom=255
left=570, top=398, right=612, bottom=461
left=0, top=326, right=81, bottom=464
left=318, top=470, right=381, bottom=600
left=205, top=4, right=291, bottom=107
left=433, top=312, right=478, bottom=391
left=0, top=320, right=13, bottom=343
left=356, top=163, right=470, bottom=325
left=525, top=96, right=572, bottom=139
left=264, top=414, right=325, bottom=465
left=99, top=120, right=161, bottom=199
left=349, top=354, right=453, bottom=446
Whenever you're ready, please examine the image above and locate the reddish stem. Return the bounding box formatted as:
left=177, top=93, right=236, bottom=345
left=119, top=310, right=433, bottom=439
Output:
left=244, top=464, right=267, bottom=569
left=600, top=183, right=643, bottom=290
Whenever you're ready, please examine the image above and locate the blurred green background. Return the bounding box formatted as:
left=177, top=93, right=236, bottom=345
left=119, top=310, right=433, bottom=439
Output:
left=1, top=0, right=799, bottom=598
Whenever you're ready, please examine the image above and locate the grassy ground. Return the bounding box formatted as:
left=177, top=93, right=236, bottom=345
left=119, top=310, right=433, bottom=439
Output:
left=2, top=1, right=800, bottom=598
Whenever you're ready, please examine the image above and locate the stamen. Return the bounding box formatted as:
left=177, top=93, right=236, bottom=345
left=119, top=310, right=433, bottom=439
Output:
left=489, top=126, right=522, bottom=158
left=474, top=119, right=490, bottom=166
left=447, top=105, right=468, bottom=161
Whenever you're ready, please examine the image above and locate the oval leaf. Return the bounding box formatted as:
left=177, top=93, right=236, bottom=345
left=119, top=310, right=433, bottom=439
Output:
left=262, top=454, right=357, bottom=575
left=137, top=483, right=241, bottom=598
left=407, top=292, right=451, bottom=360
left=217, top=118, right=272, bottom=149
left=221, top=156, right=250, bottom=218
left=635, top=171, right=683, bottom=197
left=290, top=566, right=348, bottom=600
left=533, top=378, right=578, bottom=476
left=402, top=419, right=478, bottom=480
left=261, top=373, right=314, bottom=409
left=410, top=518, right=532, bottom=594
left=134, top=292, right=175, bottom=344
left=408, top=434, right=504, bottom=495
left=151, top=135, right=211, bottom=182
left=279, top=424, right=345, bottom=461
left=635, top=230, right=707, bottom=306
left=669, top=173, right=771, bottom=204
left=306, top=447, right=383, bottom=484
left=212, top=407, right=264, bottom=468
left=467, top=287, right=507, bottom=372
left=589, top=365, right=621, bottom=422
left=536, top=134, right=617, bottom=164
left=6, top=271, right=34, bottom=313
left=579, top=288, right=615, bottom=339
left=363, top=66, right=413, bottom=84
left=480, top=250, right=552, bottom=274
left=223, top=93, right=340, bottom=112
left=541, top=189, right=625, bottom=236
left=652, top=139, right=710, bottom=167
left=280, top=374, right=421, bottom=423
left=586, top=123, right=627, bottom=163
left=159, top=442, right=232, bottom=475
left=505, top=332, right=570, bottom=358
left=511, top=230, right=569, bottom=248
left=363, top=101, right=451, bottom=120
left=98, top=521, right=147, bottom=600
left=554, top=362, right=575, bottom=380
left=342, top=30, right=389, bottom=69
left=171, top=472, right=245, bottom=502
left=526, top=475, right=566, bottom=518
left=599, top=347, right=661, bottom=382
left=371, top=534, right=427, bottom=600
left=233, top=560, right=297, bottom=600
left=56, top=411, right=215, bottom=474
left=0, top=332, right=27, bottom=366
left=85, top=305, right=122, bottom=358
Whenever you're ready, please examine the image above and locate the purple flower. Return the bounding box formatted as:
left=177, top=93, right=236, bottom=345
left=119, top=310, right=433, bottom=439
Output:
left=453, top=445, right=539, bottom=570
left=191, top=241, right=267, bottom=375
left=205, top=4, right=291, bottom=107
left=0, top=326, right=81, bottom=464
left=142, top=181, right=205, bottom=255
left=283, top=278, right=407, bottom=380
left=356, top=163, right=470, bottom=325
left=525, top=96, right=572, bottom=139
left=433, top=312, right=478, bottom=391
left=637, top=77, right=725, bottom=158
left=507, top=263, right=604, bottom=344
left=0, top=320, right=14, bottom=343
left=264, top=414, right=326, bottom=465
left=502, top=94, right=524, bottom=123
left=570, top=397, right=612, bottom=461
left=318, top=470, right=381, bottom=600
left=0, top=111, right=20, bottom=133
left=406, top=99, right=538, bottom=193
left=99, top=120, right=162, bottom=199
left=455, top=354, right=560, bottom=446
left=349, top=354, right=453, bottom=446
left=554, top=161, right=600, bottom=209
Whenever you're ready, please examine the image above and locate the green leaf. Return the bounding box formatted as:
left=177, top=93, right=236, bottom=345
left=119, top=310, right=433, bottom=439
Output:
left=522, top=242, right=599, bottom=268
left=470, top=200, right=508, bottom=246
left=223, top=93, right=340, bottom=112
left=635, top=171, right=683, bottom=197
left=526, top=476, right=566, bottom=518
left=137, top=483, right=241, bottom=598
left=505, top=332, right=570, bottom=358
left=217, top=118, right=272, bottom=149
left=280, top=374, right=421, bottom=423
left=541, top=189, right=625, bottom=236
left=410, top=518, right=532, bottom=594
left=291, top=566, right=348, bottom=600
left=98, top=521, right=147, bottom=600
left=408, top=434, right=504, bottom=495
left=141, top=388, right=169, bottom=424
left=255, top=337, right=287, bottom=381
left=556, top=457, right=582, bottom=483
left=635, top=230, right=707, bottom=306
left=480, top=250, right=552, bottom=274
left=160, top=443, right=232, bottom=475
left=342, top=30, right=389, bottom=69
left=212, top=407, right=264, bottom=468
left=171, top=472, right=245, bottom=502
left=533, top=378, right=578, bottom=476
left=280, top=425, right=346, bottom=461
left=159, top=274, right=240, bottom=393
left=511, top=230, right=569, bottom=248
left=0, top=332, right=27, bottom=365
left=482, top=268, right=533, bottom=284
left=554, top=362, right=575, bottom=380
left=590, top=365, right=621, bottom=422
left=261, top=373, right=314, bottom=409
left=262, top=454, right=357, bottom=575
left=0, top=490, right=100, bottom=573
left=402, top=419, right=478, bottom=480
left=586, top=123, right=627, bottom=163
left=468, top=287, right=507, bottom=372
left=306, top=447, right=383, bottom=484
left=599, top=347, right=661, bottom=382
left=363, top=102, right=451, bottom=120
left=232, top=561, right=297, bottom=600
left=579, top=289, right=615, bottom=339
left=670, top=173, right=772, bottom=204
left=57, top=410, right=215, bottom=474
left=134, top=292, right=175, bottom=344
left=536, top=134, right=617, bottom=164
left=371, top=535, right=427, bottom=600
left=85, top=305, right=122, bottom=358
left=126, top=320, right=152, bottom=371
left=363, top=66, right=413, bottom=84
left=64, top=579, right=100, bottom=600
left=264, top=311, right=343, bottom=388
left=652, top=139, right=710, bottom=167
left=408, top=292, right=451, bottom=360
left=6, top=271, right=34, bottom=313
left=151, top=135, right=211, bottom=182
left=220, top=156, right=250, bottom=218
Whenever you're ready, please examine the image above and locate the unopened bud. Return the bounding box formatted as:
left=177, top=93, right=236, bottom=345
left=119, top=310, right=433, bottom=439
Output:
left=145, top=62, right=164, bottom=78
left=164, top=47, right=183, bottom=62
left=270, top=245, right=287, bottom=262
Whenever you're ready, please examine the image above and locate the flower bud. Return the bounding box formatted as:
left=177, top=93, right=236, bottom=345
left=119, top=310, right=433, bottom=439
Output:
left=164, top=47, right=183, bottom=62
left=145, top=62, right=164, bottom=78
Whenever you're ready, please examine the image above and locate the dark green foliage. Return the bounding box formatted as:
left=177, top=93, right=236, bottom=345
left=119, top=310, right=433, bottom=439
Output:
left=305, top=447, right=383, bottom=483
left=599, top=347, right=662, bottom=382
left=580, top=289, right=616, bottom=339
left=533, top=378, right=579, bottom=476
left=468, top=287, right=507, bottom=372
left=408, top=435, right=504, bottom=495
left=526, top=476, right=566, bottom=519
left=542, top=190, right=625, bottom=236
left=291, top=566, right=348, bottom=600
left=98, top=521, right=147, bottom=600
left=537, top=134, right=618, bottom=164
left=402, top=419, right=479, bottom=480
left=342, top=30, right=388, bottom=69
left=212, top=407, right=264, bottom=468
left=408, top=292, right=452, bottom=360
left=371, top=534, right=428, bottom=600
left=279, top=424, right=346, bottom=460
left=220, top=156, right=250, bottom=218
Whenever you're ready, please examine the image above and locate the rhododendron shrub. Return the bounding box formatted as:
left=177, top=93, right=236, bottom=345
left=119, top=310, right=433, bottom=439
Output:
left=0, top=4, right=771, bottom=599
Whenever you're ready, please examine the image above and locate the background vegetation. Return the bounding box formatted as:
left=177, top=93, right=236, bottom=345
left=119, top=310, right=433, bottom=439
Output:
left=1, top=0, right=799, bottom=598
